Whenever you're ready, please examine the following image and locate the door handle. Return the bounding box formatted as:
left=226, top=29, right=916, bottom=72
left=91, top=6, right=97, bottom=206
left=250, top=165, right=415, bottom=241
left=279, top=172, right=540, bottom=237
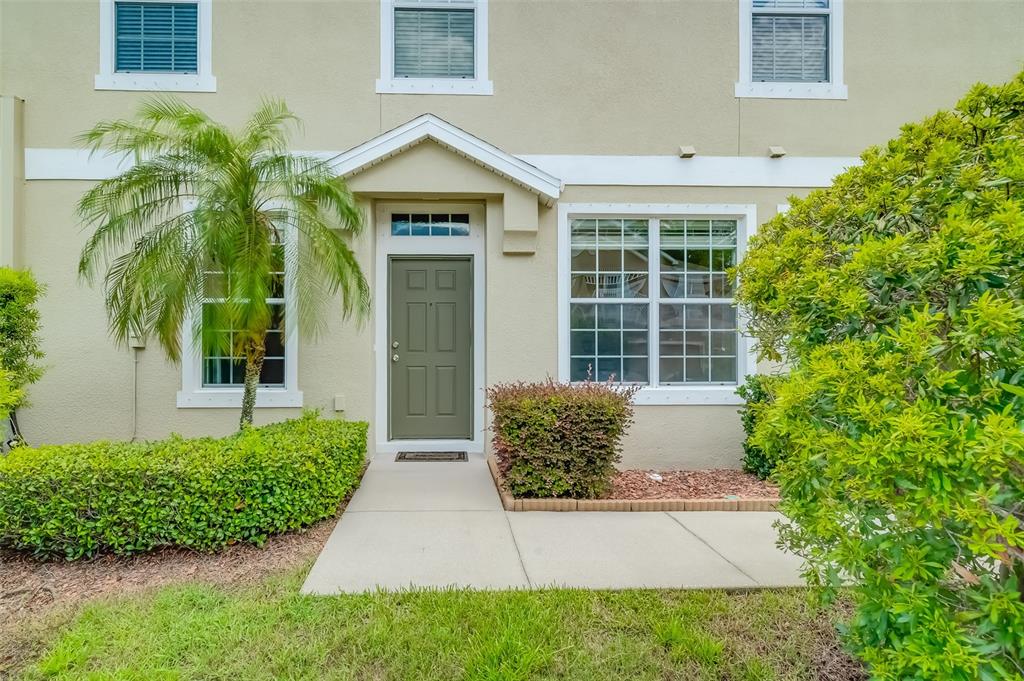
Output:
left=392, top=353, right=400, bottom=362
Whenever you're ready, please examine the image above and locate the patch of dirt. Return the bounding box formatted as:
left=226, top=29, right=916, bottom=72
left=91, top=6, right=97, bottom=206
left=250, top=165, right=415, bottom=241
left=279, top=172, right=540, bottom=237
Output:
left=0, top=512, right=340, bottom=676
left=608, top=469, right=779, bottom=500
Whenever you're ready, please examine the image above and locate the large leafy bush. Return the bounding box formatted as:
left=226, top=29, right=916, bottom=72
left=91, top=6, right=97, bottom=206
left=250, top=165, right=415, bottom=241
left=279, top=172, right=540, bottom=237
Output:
left=0, top=370, right=22, bottom=423
left=735, top=373, right=781, bottom=480
left=487, top=380, right=637, bottom=499
left=736, top=73, right=1024, bottom=679
left=0, top=413, right=366, bottom=559
left=0, top=268, right=44, bottom=443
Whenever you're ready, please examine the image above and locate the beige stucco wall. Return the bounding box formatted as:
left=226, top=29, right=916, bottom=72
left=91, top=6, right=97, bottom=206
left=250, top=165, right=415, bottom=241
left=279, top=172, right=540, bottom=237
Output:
left=4, top=0, right=1022, bottom=467
left=1, top=1, right=1021, bottom=155
left=16, top=142, right=801, bottom=468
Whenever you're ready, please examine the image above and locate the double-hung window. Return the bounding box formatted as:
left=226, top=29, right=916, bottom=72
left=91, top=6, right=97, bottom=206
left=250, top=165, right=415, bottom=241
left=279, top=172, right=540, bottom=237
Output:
left=735, top=0, right=846, bottom=99
left=178, top=230, right=301, bottom=408
left=200, top=243, right=287, bottom=389
left=377, top=0, right=492, bottom=95
left=96, top=0, right=216, bottom=92
left=560, top=206, right=755, bottom=405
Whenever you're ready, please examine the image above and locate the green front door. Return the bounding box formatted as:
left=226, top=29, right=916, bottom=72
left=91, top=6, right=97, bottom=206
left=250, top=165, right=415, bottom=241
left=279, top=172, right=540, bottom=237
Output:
left=388, top=256, right=473, bottom=440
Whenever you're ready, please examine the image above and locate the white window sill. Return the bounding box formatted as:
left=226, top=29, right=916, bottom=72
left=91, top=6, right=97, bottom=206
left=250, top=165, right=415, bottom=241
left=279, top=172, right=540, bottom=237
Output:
left=734, top=81, right=847, bottom=100
left=176, top=388, right=303, bottom=409
left=95, top=73, right=217, bottom=93
left=376, top=77, right=493, bottom=96
left=632, top=386, right=742, bottom=406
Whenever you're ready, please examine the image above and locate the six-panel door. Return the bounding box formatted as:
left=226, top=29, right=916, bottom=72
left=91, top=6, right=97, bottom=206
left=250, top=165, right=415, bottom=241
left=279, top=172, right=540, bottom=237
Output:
left=388, top=256, right=473, bottom=439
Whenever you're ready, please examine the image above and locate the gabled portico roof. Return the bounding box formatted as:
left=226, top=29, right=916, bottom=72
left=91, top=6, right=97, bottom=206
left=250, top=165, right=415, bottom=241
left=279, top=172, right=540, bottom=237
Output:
left=327, top=114, right=562, bottom=206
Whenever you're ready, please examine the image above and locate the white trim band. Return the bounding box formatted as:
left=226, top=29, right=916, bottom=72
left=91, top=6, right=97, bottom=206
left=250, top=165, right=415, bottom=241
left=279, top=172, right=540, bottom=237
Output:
left=519, top=154, right=857, bottom=188
left=26, top=148, right=859, bottom=188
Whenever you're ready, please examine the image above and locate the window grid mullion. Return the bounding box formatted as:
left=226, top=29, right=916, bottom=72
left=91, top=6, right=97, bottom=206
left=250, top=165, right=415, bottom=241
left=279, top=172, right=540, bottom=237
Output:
left=649, top=218, right=660, bottom=388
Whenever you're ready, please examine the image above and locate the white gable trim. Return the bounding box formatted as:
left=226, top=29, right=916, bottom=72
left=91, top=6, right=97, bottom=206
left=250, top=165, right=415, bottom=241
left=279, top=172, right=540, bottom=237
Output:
left=325, top=114, right=562, bottom=205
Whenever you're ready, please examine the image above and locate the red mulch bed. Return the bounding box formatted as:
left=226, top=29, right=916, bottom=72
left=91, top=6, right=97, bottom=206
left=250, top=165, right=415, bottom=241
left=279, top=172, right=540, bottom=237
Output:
left=608, top=469, right=779, bottom=500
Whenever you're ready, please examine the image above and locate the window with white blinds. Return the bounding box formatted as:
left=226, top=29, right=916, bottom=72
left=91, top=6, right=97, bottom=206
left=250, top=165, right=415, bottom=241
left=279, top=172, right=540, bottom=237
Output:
left=751, top=0, right=829, bottom=83
left=96, top=0, right=215, bottom=92
left=394, top=5, right=475, bottom=79
left=114, top=1, right=199, bottom=73
left=378, top=0, right=491, bottom=94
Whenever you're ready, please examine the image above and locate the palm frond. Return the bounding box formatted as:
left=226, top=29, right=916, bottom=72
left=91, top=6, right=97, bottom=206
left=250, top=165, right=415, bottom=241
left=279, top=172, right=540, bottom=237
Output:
left=242, top=98, right=299, bottom=156
left=78, top=96, right=370, bottom=367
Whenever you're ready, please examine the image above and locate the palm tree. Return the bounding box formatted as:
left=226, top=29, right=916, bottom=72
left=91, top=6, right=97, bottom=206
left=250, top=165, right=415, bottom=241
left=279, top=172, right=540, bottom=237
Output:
left=77, top=97, right=369, bottom=428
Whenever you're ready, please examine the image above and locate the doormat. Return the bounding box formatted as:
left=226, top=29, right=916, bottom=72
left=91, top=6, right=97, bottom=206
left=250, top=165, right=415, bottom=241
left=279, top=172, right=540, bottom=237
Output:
left=395, top=451, right=468, bottom=462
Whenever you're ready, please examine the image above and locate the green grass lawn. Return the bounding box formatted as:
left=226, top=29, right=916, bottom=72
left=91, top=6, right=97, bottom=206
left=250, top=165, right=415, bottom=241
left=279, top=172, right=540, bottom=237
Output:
left=19, top=569, right=857, bottom=681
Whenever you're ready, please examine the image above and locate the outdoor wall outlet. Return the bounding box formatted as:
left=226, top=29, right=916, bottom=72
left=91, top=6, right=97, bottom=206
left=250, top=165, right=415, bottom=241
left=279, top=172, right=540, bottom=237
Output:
left=333, top=394, right=346, bottom=412
left=677, top=145, right=696, bottom=158
left=768, top=145, right=787, bottom=158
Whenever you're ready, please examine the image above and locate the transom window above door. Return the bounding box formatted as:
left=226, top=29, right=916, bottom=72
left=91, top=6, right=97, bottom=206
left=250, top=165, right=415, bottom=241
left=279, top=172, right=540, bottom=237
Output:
left=560, top=207, right=756, bottom=405
left=391, top=213, right=471, bottom=236
left=377, top=0, right=493, bottom=95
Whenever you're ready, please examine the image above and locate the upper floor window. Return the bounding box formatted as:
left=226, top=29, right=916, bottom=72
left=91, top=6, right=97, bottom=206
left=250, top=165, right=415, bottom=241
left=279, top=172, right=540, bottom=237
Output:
left=115, top=2, right=198, bottom=73
left=735, top=0, right=846, bottom=100
left=95, top=0, right=216, bottom=92
left=377, top=0, right=493, bottom=95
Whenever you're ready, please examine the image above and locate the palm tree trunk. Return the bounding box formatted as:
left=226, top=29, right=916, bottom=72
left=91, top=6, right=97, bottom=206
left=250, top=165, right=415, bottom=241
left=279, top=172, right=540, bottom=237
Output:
left=8, top=410, right=24, bottom=447
left=239, top=338, right=266, bottom=429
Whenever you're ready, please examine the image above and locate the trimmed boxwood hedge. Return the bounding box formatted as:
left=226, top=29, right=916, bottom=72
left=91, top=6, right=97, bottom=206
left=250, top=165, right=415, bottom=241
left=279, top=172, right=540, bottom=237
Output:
left=0, top=413, right=367, bottom=559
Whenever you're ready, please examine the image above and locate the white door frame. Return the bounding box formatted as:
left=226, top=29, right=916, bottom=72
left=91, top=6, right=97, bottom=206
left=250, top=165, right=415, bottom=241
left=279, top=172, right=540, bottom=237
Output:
left=374, top=202, right=486, bottom=455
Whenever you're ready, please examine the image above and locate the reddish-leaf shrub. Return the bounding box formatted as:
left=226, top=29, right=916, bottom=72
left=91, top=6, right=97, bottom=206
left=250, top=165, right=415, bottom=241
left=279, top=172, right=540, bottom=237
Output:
left=487, top=380, right=638, bottom=499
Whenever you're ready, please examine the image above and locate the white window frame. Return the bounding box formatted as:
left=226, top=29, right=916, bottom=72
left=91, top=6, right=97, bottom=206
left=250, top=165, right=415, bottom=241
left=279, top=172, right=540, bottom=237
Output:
left=557, top=203, right=758, bottom=406
left=373, top=202, right=487, bottom=455
left=735, top=0, right=846, bottom=100
left=376, top=0, right=493, bottom=96
left=95, top=0, right=217, bottom=92
left=177, top=225, right=301, bottom=408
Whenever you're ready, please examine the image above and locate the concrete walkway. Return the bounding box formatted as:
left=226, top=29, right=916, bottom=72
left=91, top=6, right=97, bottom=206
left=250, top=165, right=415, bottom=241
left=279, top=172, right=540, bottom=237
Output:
left=302, top=454, right=804, bottom=594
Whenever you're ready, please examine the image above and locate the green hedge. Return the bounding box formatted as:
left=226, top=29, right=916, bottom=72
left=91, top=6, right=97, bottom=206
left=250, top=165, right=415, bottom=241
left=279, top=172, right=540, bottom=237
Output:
left=735, top=374, right=782, bottom=480
left=487, top=380, right=637, bottom=499
left=0, top=413, right=367, bottom=559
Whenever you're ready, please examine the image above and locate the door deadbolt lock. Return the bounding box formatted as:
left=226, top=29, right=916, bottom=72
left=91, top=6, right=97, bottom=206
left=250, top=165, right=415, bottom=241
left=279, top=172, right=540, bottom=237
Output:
left=392, top=341, right=399, bottom=348
left=392, top=353, right=400, bottom=362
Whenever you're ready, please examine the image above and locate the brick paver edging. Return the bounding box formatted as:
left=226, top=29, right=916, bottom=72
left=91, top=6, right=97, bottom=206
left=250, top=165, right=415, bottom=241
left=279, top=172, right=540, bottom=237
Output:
left=486, top=456, right=781, bottom=512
